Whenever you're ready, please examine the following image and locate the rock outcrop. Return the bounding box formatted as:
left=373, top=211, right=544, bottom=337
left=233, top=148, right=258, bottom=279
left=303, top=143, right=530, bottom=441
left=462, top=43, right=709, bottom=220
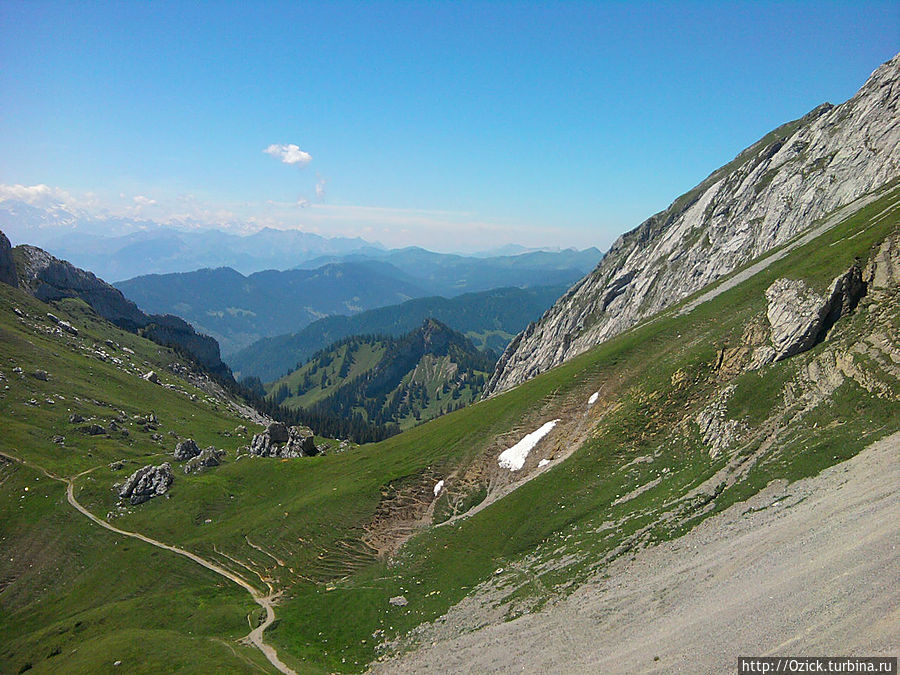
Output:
left=864, top=232, right=900, bottom=289
left=765, top=266, right=866, bottom=362
left=183, top=447, right=225, bottom=474
left=249, top=422, right=317, bottom=458
left=118, top=463, right=174, bottom=505
left=484, top=54, right=900, bottom=397
left=173, top=438, right=201, bottom=461
left=0, top=230, right=18, bottom=287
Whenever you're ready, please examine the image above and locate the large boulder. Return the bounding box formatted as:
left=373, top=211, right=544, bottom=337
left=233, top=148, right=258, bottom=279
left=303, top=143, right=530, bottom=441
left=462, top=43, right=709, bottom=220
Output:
left=285, top=425, right=317, bottom=457
left=249, top=424, right=317, bottom=458
left=118, top=463, right=173, bottom=505
left=267, top=421, right=289, bottom=443
left=183, top=447, right=225, bottom=474
left=0, top=230, right=17, bottom=288
left=173, top=438, right=200, bottom=461
left=765, top=265, right=866, bottom=362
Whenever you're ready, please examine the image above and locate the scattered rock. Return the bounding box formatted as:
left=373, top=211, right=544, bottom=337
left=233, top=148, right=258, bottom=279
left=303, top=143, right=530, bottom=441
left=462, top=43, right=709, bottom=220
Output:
left=52, top=435, right=65, bottom=445
left=13, top=307, right=24, bottom=317
left=173, top=438, right=200, bottom=461
left=695, top=386, right=744, bottom=458
left=80, top=424, right=106, bottom=436
left=109, top=460, right=125, bottom=471
left=142, top=371, right=160, bottom=384
left=389, top=596, right=408, bottom=607
left=234, top=425, right=247, bottom=435
left=32, top=370, right=50, bottom=381
left=118, top=463, right=173, bottom=505
left=46, top=312, right=60, bottom=325
left=69, top=413, right=84, bottom=424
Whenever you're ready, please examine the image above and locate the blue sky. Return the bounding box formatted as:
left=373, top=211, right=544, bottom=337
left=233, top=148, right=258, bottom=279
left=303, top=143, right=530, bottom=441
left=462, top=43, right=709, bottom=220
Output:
left=0, top=1, right=897, bottom=251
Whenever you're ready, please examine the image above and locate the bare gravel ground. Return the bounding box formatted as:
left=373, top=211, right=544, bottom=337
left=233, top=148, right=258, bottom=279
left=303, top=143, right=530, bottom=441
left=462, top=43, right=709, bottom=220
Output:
left=373, top=431, right=900, bottom=674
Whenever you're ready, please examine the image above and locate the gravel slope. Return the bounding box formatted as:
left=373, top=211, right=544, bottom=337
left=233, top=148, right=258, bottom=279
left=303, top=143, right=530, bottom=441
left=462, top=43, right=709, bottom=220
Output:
left=373, top=431, right=900, bottom=674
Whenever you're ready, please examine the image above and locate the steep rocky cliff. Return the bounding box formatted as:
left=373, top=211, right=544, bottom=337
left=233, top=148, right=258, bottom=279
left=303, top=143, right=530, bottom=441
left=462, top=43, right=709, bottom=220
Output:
left=485, top=53, right=900, bottom=397
left=0, top=230, right=18, bottom=288
left=3, top=235, right=231, bottom=378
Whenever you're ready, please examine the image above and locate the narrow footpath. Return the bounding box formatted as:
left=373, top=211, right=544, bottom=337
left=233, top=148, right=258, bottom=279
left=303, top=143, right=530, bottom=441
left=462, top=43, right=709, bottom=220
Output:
left=1, top=452, right=297, bottom=675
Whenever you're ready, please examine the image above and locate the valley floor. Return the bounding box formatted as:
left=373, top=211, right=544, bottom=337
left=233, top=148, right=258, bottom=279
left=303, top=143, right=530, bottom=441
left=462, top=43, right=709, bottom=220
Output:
left=373, top=431, right=900, bottom=674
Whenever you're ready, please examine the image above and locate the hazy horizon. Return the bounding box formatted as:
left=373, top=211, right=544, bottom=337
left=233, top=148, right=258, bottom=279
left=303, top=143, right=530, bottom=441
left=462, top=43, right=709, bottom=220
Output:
left=2, top=1, right=897, bottom=252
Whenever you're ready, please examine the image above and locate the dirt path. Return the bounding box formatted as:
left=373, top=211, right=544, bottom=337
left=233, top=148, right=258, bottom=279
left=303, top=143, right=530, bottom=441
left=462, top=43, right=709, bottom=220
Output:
left=1, top=452, right=297, bottom=675
left=372, top=431, right=900, bottom=674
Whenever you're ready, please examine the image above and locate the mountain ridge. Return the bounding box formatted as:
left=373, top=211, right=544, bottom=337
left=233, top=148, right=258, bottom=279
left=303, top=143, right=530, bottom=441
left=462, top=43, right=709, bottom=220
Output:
left=229, top=284, right=569, bottom=382
left=485, top=52, right=900, bottom=396
left=269, top=318, right=495, bottom=431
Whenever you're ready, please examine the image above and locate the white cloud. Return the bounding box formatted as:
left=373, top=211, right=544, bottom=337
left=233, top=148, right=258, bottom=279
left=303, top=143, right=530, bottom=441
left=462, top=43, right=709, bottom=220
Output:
left=0, top=183, right=70, bottom=206
left=297, top=198, right=310, bottom=208
left=315, top=177, right=327, bottom=198
left=263, top=143, right=312, bottom=166
left=133, top=195, right=157, bottom=206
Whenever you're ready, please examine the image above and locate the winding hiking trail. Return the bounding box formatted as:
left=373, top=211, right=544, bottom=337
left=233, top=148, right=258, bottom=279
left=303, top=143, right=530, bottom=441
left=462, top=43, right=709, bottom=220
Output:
left=1, top=452, right=297, bottom=675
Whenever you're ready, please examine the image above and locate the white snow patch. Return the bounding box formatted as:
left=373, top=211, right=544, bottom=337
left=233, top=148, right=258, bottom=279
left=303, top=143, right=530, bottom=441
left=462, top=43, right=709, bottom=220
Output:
left=588, top=391, right=600, bottom=406
left=498, top=420, right=560, bottom=471
left=538, top=459, right=551, bottom=468
left=433, top=480, right=444, bottom=497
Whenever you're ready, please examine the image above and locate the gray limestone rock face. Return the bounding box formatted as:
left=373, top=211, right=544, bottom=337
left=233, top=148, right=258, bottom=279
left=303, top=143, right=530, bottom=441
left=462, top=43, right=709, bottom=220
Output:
left=173, top=438, right=201, bottom=461
left=484, top=54, right=900, bottom=397
left=765, top=265, right=866, bottom=362
left=766, top=279, right=830, bottom=360
left=0, top=230, right=18, bottom=287
left=118, top=463, right=173, bottom=505
left=864, top=232, right=900, bottom=289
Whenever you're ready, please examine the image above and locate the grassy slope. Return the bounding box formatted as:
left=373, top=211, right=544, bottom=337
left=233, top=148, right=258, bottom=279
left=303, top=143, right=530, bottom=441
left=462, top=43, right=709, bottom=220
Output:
left=0, top=285, right=275, bottom=674
left=269, top=330, right=491, bottom=430
left=63, top=185, right=900, bottom=672
left=274, top=340, right=386, bottom=409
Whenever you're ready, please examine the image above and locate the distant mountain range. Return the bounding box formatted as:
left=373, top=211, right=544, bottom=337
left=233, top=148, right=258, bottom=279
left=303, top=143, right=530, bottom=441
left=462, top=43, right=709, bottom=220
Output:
left=229, top=284, right=571, bottom=382
left=265, top=318, right=496, bottom=432
left=0, top=201, right=382, bottom=279
left=0, top=199, right=598, bottom=280
left=115, top=249, right=600, bottom=357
